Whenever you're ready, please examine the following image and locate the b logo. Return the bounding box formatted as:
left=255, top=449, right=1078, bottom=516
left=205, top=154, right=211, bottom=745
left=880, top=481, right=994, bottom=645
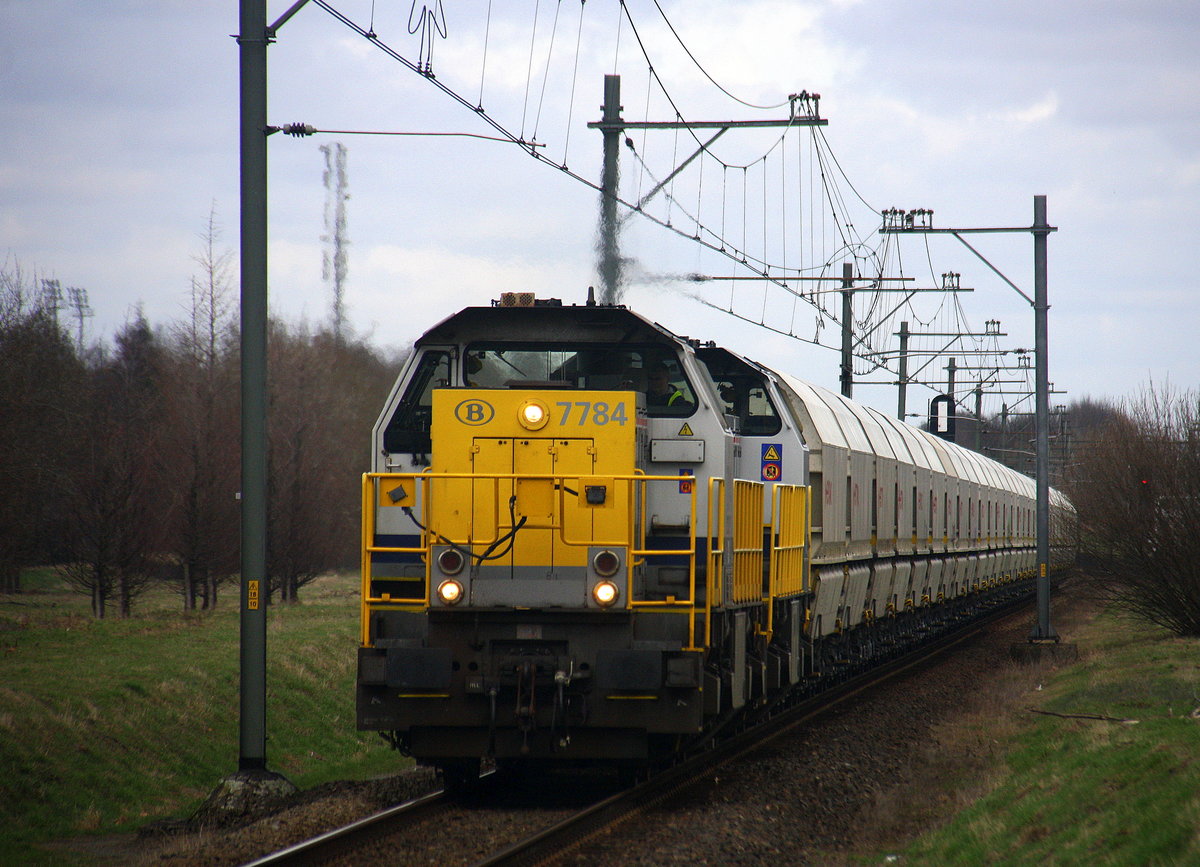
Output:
left=454, top=399, right=495, bottom=425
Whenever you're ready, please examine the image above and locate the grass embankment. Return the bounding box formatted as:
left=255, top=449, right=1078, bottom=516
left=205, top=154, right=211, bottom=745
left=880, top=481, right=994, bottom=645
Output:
left=875, top=600, right=1200, bottom=865
left=0, top=570, right=405, bottom=865
left=6, top=573, right=1200, bottom=865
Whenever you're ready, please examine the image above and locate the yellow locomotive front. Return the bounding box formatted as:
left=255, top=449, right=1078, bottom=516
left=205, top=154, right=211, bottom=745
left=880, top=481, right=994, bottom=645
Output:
left=357, top=313, right=720, bottom=780
left=420, top=388, right=647, bottom=613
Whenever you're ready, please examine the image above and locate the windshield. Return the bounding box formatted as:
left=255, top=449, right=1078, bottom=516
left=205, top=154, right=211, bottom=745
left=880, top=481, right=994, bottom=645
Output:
left=710, top=375, right=782, bottom=436
left=383, top=349, right=450, bottom=454
left=464, top=344, right=696, bottom=417
left=697, top=349, right=782, bottom=436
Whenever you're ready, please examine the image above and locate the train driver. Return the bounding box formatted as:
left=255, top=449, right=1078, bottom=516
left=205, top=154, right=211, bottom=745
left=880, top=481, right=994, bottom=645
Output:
left=646, top=363, right=693, bottom=412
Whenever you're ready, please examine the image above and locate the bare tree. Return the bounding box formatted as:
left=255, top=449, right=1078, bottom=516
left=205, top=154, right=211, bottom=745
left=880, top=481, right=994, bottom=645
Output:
left=267, top=321, right=340, bottom=602
left=59, top=313, right=165, bottom=617
left=160, top=208, right=240, bottom=609
left=265, top=322, right=400, bottom=602
left=1067, top=386, right=1200, bottom=636
left=3, top=238, right=401, bottom=608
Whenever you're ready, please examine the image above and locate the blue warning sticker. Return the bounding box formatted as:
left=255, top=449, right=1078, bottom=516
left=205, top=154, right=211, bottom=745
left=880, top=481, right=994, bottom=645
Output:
left=761, top=443, right=782, bottom=481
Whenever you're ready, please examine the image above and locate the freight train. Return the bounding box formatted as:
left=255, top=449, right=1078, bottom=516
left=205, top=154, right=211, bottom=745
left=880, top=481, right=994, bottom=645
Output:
left=356, top=294, right=1074, bottom=786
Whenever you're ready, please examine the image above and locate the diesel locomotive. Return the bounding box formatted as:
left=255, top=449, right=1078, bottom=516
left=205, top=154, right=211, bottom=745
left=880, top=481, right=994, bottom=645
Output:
left=355, top=294, right=1074, bottom=784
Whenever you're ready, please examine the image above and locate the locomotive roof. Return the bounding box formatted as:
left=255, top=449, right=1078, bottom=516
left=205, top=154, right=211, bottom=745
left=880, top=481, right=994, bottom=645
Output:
left=416, top=304, right=686, bottom=348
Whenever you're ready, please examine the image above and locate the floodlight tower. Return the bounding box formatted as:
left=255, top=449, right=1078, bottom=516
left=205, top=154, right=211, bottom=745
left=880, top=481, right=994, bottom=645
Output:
left=321, top=142, right=349, bottom=343
left=66, top=286, right=92, bottom=353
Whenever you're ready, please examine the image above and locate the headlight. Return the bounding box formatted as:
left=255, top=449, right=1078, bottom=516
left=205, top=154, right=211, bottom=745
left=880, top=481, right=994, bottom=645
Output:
left=437, top=547, right=465, bottom=575
left=436, top=579, right=464, bottom=606
left=518, top=400, right=549, bottom=430
left=592, top=580, right=619, bottom=608
left=592, top=549, right=620, bottom=577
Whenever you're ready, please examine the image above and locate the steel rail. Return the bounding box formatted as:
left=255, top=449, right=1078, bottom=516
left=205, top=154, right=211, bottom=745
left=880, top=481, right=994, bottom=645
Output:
left=243, top=771, right=497, bottom=866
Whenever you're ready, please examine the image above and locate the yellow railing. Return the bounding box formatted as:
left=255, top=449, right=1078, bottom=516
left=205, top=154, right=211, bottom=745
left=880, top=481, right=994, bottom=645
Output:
left=364, top=473, right=813, bottom=652
left=705, top=478, right=725, bottom=617
left=732, top=480, right=765, bottom=604
left=704, top=477, right=725, bottom=650
left=770, top=484, right=810, bottom=598
left=759, top=484, right=811, bottom=640
left=361, top=471, right=702, bottom=647
left=704, top=479, right=813, bottom=643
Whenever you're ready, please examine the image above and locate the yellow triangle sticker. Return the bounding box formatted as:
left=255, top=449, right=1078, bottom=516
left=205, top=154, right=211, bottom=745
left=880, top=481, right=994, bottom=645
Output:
left=678, top=423, right=694, bottom=436
left=763, top=445, right=781, bottom=461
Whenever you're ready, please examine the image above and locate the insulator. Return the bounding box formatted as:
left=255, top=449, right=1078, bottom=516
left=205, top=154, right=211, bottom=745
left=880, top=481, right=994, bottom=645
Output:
left=282, top=123, right=316, bottom=137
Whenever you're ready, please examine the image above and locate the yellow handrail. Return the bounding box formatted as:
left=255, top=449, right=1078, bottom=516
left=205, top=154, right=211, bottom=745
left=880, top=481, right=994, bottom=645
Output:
left=760, top=483, right=811, bottom=641
left=732, top=480, right=765, bottom=604
left=362, top=473, right=812, bottom=655
left=362, top=471, right=704, bottom=646
left=705, top=476, right=724, bottom=649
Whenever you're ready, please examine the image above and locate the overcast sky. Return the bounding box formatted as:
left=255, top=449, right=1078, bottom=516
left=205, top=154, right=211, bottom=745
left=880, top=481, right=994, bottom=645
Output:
left=3, top=1, right=1197, bottom=420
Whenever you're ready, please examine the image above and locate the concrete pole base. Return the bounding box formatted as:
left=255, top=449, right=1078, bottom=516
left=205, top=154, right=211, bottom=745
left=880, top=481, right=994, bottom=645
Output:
left=191, top=769, right=298, bottom=829
left=1009, top=641, right=1080, bottom=665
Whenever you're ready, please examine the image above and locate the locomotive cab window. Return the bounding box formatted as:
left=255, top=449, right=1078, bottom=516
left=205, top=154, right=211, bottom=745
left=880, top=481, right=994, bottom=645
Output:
left=696, top=347, right=782, bottom=436
left=711, top=378, right=782, bottom=436
left=462, top=344, right=696, bottom=417
left=383, top=349, right=451, bottom=454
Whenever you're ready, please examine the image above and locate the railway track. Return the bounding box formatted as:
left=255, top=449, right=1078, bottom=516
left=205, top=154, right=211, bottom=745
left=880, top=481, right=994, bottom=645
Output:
left=248, top=586, right=1038, bottom=867
left=472, top=590, right=1033, bottom=866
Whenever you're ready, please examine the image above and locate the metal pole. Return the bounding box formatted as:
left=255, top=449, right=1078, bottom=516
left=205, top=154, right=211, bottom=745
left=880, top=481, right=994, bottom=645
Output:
left=1001, top=402, right=1009, bottom=463
left=1031, top=195, right=1057, bottom=640
left=897, top=320, right=909, bottom=420
left=840, top=262, right=854, bottom=398
left=877, top=201, right=1062, bottom=648
left=598, top=75, right=622, bottom=304
left=974, top=384, right=983, bottom=452
left=238, top=0, right=270, bottom=769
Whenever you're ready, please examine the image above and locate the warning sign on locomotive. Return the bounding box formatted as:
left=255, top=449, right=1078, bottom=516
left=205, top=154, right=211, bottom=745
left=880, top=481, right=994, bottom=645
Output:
left=761, top=443, right=783, bottom=481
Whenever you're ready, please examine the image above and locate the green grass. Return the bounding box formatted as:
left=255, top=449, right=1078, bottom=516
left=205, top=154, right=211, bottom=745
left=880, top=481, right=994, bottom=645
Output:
left=0, top=570, right=408, bottom=865
left=886, top=608, right=1200, bottom=866
left=10, top=574, right=1199, bottom=865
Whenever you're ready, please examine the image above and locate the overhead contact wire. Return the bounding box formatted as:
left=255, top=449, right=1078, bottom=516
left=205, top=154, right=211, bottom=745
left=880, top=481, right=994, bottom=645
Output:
left=649, top=0, right=790, bottom=110
left=520, top=0, right=542, bottom=140
left=561, top=0, right=586, bottom=166
left=313, top=0, right=887, bottom=365
left=531, top=0, right=564, bottom=142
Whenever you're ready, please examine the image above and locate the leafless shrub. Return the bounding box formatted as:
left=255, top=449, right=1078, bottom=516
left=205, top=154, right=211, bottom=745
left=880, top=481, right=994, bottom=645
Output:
left=1067, top=385, right=1200, bottom=635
